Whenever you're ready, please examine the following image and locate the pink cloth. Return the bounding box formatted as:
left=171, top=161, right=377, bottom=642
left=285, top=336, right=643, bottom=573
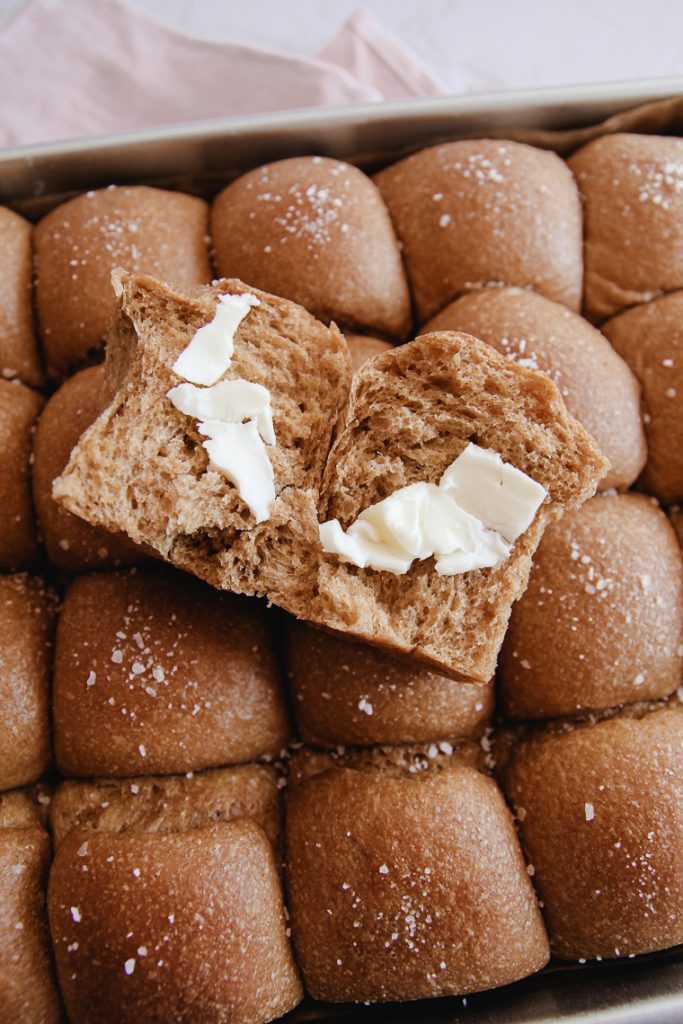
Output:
left=0, top=2, right=445, bottom=148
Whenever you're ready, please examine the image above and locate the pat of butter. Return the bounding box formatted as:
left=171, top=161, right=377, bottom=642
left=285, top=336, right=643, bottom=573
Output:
left=167, top=380, right=275, bottom=445
left=440, top=444, right=547, bottom=542
left=319, top=444, right=546, bottom=576
left=172, top=292, right=260, bottom=386
left=198, top=420, right=275, bottom=524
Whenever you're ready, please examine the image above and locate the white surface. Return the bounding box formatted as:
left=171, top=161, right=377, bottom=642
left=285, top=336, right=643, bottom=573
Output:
left=123, top=0, right=683, bottom=94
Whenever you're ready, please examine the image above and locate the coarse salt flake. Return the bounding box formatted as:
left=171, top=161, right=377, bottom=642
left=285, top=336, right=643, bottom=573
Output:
left=124, top=958, right=136, bottom=976
left=70, top=906, right=81, bottom=923
left=585, top=802, right=595, bottom=822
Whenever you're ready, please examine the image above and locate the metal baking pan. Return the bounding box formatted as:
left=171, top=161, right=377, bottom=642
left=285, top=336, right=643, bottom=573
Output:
left=2, top=77, right=683, bottom=1024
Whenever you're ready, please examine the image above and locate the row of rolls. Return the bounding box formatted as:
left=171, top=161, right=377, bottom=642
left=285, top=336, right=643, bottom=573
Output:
left=2, top=129, right=683, bottom=1023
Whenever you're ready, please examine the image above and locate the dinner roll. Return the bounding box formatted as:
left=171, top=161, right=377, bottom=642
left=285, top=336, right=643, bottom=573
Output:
left=423, top=287, right=646, bottom=491
left=604, top=290, right=683, bottom=504
left=0, top=799, right=62, bottom=1024
left=49, top=820, right=302, bottom=1024
left=211, top=156, right=411, bottom=338
left=53, top=567, right=290, bottom=777
left=0, top=574, right=55, bottom=792
left=671, top=506, right=683, bottom=547
left=499, top=494, right=683, bottom=720
left=285, top=757, right=549, bottom=1003
left=499, top=703, right=683, bottom=960
left=35, top=186, right=211, bottom=379
left=375, top=139, right=582, bottom=323
left=0, top=206, right=43, bottom=389
left=50, top=764, right=281, bottom=848
left=0, top=379, right=44, bottom=569
left=344, top=331, right=394, bottom=372
left=569, top=134, right=683, bottom=322
left=33, top=364, right=145, bottom=571
left=283, top=617, right=492, bottom=747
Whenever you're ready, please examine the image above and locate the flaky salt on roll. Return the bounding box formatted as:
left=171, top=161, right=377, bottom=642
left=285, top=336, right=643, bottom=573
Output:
left=375, top=139, right=582, bottom=323
left=50, top=764, right=281, bottom=848
left=604, top=290, right=683, bottom=504
left=424, top=287, right=646, bottom=491
left=0, top=789, right=62, bottom=1024
left=0, top=575, right=56, bottom=792
left=0, top=206, right=44, bottom=389
left=211, top=156, right=411, bottom=338
left=0, top=379, right=44, bottom=569
left=49, top=820, right=302, bottom=1024
left=33, top=364, right=145, bottom=572
left=569, top=134, right=683, bottom=322
left=498, top=702, right=683, bottom=960
left=283, top=617, right=493, bottom=747
left=499, top=494, right=683, bottom=720
left=35, top=185, right=212, bottom=378
left=53, top=566, right=290, bottom=777
left=285, top=751, right=549, bottom=1003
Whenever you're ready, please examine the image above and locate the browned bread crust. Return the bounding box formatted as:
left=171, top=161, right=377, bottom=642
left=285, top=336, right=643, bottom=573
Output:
left=49, top=820, right=303, bottom=1024
left=569, top=134, right=683, bottom=322
left=32, top=364, right=145, bottom=571
left=604, top=289, right=683, bottom=504
left=499, top=493, right=683, bottom=719
left=35, top=186, right=212, bottom=379
left=0, top=824, right=62, bottom=1024
left=375, top=139, right=582, bottom=323
left=499, top=703, right=683, bottom=960
left=0, top=206, right=44, bottom=389
left=0, top=574, right=56, bottom=792
left=50, top=764, right=281, bottom=848
left=211, top=156, right=411, bottom=338
left=424, top=287, right=646, bottom=491
left=283, top=616, right=493, bottom=747
left=53, top=567, right=290, bottom=777
left=0, top=379, right=44, bottom=569
left=343, top=331, right=394, bottom=372
left=285, top=761, right=549, bottom=1002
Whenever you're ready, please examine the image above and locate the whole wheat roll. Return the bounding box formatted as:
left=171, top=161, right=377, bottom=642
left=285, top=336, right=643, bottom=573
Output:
left=0, top=792, right=62, bottom=1024
left=343, top=331, right=394, bottom=372
left=0, top=206, right=44, bottom=389
left=283, top=616, right=493, bottom=748
left=211, top=156, right=412, bottom=338
left=375, top=139, right=582, bottom=323
left=0, top=574, right=56, bottom=793
left=569, top=133, right=683, bottom=322
left=35, top=185, right=212, bottom=379
left=423, top=287, right=646, bottom=491
left=53, top=566, right=291, bottom=777
left=48, top=820, right=303, bottom=1024
left=604, top=289, right=683, bottom=505
left=498, top=702, right=683, bottom=960
left=285, top=758, right=549, bottom=1003
left=499, top=493, right=683, bottom=720
left=32, top=364, right=145, bottom=572
left=0, top=378, right=44, bottom=569
left=50, top=764, right=281, bottom=849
